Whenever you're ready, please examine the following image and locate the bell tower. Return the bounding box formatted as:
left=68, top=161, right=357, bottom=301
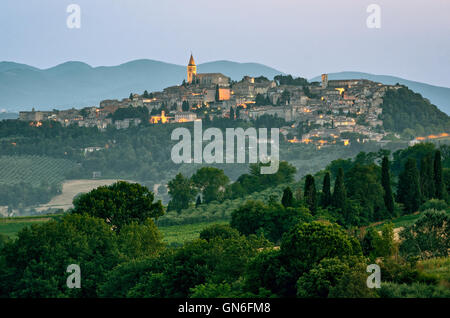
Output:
left=187, top=54, right=197, bottom=84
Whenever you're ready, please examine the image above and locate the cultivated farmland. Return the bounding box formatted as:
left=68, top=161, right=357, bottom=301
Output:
left=0, top=155, right=76, bottom=186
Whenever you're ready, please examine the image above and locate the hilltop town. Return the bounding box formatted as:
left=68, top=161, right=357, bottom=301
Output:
left=18, top=54, right=408, bottom=148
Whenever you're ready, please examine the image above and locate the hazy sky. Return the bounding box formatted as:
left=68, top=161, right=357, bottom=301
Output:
left=1, top=0, right=449, bottom=87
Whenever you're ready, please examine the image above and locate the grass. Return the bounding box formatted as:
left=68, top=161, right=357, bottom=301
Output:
left=159, top=221, right=229, bottom=245
left=0, top=214, right=228, bottom=245
left=373, top=209, right=450, bottom=230
left=0, top=214, right=60, bottom=238
left=417, top=257, right=450, bottom=283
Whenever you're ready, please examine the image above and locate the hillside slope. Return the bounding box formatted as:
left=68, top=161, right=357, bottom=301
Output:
left=311, top=71, right=450, bottom=115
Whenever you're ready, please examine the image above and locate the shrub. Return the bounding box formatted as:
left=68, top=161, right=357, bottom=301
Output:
left=419, top=199, right=448, bottom=212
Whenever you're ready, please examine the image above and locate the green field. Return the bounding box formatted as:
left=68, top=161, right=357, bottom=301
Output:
left=0, top=214, right=228, bottom=245
left=0, top=214, right=61, bottom=238
left=374, top=209, right=450, bottom=230
left=159, top=221, right=229, bottom=245
left=0, top=155, right=75, bottom=186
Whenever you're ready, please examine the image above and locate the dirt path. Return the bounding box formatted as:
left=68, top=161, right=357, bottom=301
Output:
left=36, top=179, right=133, bottom=211
left=377, top=227, right=404, bottom=242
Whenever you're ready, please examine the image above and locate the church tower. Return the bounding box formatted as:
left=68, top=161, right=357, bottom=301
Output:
left=187, top=54, right=197, bottom=84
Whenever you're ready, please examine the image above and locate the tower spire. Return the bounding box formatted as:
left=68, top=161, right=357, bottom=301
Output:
left=188, top=53, right=196, bottom=66
left=187, top=53, right=197, bottom=84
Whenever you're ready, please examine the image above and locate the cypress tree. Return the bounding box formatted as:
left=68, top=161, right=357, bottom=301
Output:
left=397, top=158, right=421, bottom=213
left=381, top=156, right=395, bottom=215
left=295, top=187, right=303, bottom=202
left=215, top=84, right=220, bottom=102
left=434, top=150, right=445, bottom=200
left=229, top=107, right=235, bottom=120
left=320, top=172, right=331, bottom=207
left=304, top=175, right=317, bottom=213
left=420, top=154, right=434, bottom=200
left=332, top=168, right=347, bottom=211
left=281, top=187, right=294, bottom=208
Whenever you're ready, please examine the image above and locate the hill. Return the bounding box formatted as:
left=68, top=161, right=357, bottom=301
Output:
left=311, top=71, right=450, bottom=115
left=380, top=86, right=450, bottom=135
left=3, top=60, right=449, bottom=116
left=0, top=60, right=284, bottom=112
left=0, top=112, right=18, bottom=120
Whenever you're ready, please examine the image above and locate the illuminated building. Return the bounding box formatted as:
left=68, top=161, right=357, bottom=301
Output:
left=150, top=111, right=171, bottom=124
left=321, top=74, right=328, bottom=89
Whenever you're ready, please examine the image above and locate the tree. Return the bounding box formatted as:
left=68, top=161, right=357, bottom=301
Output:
left=320, top=172, right=331, bottom=208
left=230, top=201, right=266, bottom=236
left=400, top=210, right=450, bottom=259
left=343, top=162, right=387, bottom=225
left=229, top=107, right=235, bottom=120
left=279, top=221, right=361, bottom=296
left=244, top=249, right=286, bottom=296
left=191, top=167, right=229, bottom=203
left=255, top=94, right=268, bottom=106
left=381, top=156, right=395, bottom=215
left=143, top=90, right=149, bottom=98
left=297, top=256, right=373, bottom=298
left=236, top=106, right=242, bottom=119
left=397, top=158, right=422, bottom=213
left=419, top=199, right=447, bottom=212
left=190, top=281, right=263, bottom=298
left=420, top=154, right=435, bottom=200
left=195, top=195, right=202, bottom=207
left=297, top=257, right=350, bottom=298
left=167, top=173, right=197, bottom=212
left=111, top=105, right=149, bottom=123
left=281, top=187, right=294, bottom=208
left=231, top=200, right=312, bottom=243
left=279, top=90, right=291, bottom=105
left=332, top=168, right=346, bottom=211
left=117, top=219, right=165, bottom=260
left=72, top=181, right=164, bottom=231
left=304, top=175, right=317, bottom=213
left=434, top=150, right=446, bottom=200
left=98, top=256, right=164, bottom=298
left=0, top=214, right=121, bottom=297
left=0, top=233, right=9, bottom=250
left=327, top=259, right=377, bottom=298
left=199, top=224, right=240, bottom=242
left=281, top=221, right=361, bottom=272
left=295, top=187, right=303, bottom=202
left=363, top=222, right=396, bottom=260
left=215, top=84, right=220, bottom=102
left=182, top=100, right=190, bottom=112
left=162, top=235, right=266, bottom=297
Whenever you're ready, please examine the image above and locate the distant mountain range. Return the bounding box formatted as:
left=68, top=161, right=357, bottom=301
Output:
left=1, top=60, right=449, bottom=115
left=310, top=72, right=450, bottom=115
left=0, top=112, right=18, bottom=120
left=0, top=60, right=283, bottom=112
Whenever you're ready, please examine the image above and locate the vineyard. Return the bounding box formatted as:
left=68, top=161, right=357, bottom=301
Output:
left=0, top=155, right=76, bottom=187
